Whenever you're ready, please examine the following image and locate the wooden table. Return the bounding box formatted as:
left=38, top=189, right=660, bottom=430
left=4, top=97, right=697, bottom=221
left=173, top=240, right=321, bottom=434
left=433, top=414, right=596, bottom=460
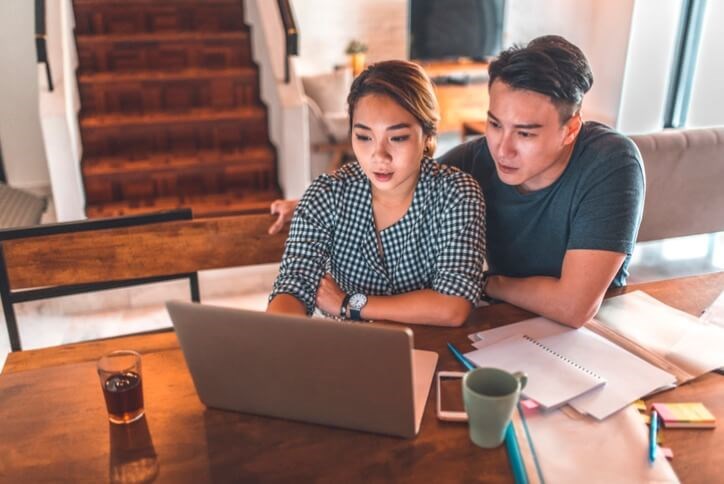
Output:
left=2, top=273, right=723, bottom=482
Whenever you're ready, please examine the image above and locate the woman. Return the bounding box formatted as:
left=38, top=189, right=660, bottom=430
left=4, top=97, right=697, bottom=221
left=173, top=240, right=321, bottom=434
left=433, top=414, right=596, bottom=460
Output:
left=267, top=60, right=485, bottom=326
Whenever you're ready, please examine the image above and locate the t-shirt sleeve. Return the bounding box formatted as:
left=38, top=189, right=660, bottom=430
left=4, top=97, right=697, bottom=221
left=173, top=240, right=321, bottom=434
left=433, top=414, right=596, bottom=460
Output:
left=568, top=156, right=645, bottom=254
left=269, top=176, right=336, bottom=314
left=431, top=178, right=487, bottom=305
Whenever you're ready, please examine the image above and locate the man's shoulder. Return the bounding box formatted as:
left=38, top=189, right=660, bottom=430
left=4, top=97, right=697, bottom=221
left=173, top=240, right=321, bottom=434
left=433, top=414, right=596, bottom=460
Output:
left=577, top=122, right=643, bottom=168
left=436, top=137, right=490, bottom=170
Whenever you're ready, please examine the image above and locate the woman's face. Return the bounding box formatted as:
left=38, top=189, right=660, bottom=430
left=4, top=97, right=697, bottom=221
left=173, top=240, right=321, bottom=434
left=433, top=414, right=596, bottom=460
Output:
left=351, top=94, right=428, bottom=198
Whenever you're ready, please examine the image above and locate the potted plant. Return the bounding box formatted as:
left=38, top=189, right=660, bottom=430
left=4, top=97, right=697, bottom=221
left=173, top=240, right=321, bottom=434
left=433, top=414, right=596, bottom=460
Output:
left=345, top=39, right=368, bottom=76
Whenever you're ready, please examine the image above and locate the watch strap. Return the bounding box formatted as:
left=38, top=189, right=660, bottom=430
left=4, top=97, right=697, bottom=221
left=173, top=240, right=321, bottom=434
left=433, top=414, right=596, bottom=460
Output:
left=340, top=294, right=351, bottom=319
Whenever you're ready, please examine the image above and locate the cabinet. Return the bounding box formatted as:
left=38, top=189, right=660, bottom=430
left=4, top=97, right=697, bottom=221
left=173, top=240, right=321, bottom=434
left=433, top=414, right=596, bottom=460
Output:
left=421, top=61, right=489, bottom=133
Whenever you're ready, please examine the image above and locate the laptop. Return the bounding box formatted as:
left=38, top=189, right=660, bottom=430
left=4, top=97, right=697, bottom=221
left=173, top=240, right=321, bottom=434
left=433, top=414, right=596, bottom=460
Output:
left=166, top=301, right=438, bottom=438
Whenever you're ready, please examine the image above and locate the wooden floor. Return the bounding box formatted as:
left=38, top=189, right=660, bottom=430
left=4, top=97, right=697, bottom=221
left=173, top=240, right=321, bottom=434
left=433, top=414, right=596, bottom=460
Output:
left=74, top=0, right=280, bottom=218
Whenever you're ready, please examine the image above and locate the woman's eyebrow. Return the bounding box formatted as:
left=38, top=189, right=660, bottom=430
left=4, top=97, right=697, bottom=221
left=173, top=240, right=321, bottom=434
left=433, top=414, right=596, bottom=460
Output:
left=352, top=122, right=412, bottom=130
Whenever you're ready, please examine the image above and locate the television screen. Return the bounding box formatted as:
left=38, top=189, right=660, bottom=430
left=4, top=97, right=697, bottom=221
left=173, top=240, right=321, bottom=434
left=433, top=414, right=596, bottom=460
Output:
left=409, top=0, right=505, bottom=61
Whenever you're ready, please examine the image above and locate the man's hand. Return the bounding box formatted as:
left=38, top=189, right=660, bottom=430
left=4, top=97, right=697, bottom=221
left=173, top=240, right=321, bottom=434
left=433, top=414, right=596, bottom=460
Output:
left=268, top=199, right=299, bottom=235
left=316, top=273, right=346, bottom=317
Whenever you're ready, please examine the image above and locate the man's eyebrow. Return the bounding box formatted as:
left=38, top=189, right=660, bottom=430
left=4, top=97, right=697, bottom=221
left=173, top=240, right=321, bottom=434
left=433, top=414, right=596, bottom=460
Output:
left=488, top=111, right=543, bottom=129
left=352, top=122, right=412, bottom=130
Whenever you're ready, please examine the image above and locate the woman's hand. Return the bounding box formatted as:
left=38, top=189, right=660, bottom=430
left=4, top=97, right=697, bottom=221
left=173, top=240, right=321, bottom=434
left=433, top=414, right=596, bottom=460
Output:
left=268, top=199, right=299, bottom=235
left=316, top=273, right=346, bottom=317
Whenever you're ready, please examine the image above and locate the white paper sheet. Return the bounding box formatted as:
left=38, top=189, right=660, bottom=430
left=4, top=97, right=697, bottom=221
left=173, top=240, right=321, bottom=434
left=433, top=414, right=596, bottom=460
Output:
left=700, top=289, right=724, bottom=328
left=524, top=405, right=679, bottom=484
left=596, top=291, right=724, bottom=376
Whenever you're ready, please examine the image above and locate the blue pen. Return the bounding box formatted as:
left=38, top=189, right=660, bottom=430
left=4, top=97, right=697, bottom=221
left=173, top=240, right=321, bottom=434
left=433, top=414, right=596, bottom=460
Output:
left=649, top=409, right=658, bottom=463
left=447, top=342, right=476, bottom=370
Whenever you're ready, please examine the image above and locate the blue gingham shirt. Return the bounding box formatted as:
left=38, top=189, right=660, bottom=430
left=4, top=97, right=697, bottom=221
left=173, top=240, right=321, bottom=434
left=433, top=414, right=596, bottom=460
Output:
left=270, top=157, right=486, bottom=315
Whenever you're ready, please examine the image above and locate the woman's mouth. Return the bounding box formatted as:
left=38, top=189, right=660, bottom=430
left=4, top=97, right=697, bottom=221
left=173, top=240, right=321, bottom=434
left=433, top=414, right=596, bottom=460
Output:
left=373, top=172, right=394, bottom=182
left=496, top=163, right=519, bottom=175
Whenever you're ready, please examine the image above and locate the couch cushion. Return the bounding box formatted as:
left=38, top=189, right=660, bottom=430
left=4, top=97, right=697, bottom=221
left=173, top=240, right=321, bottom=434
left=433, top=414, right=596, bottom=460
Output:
left=631, top=127, right=724, bottom=242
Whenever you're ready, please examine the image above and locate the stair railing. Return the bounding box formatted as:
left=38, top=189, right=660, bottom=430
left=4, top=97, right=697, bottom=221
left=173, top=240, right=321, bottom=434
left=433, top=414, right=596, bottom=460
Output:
left=35, top=0, right=54, bottom=92
left=277, top=0, right=298, bottom=83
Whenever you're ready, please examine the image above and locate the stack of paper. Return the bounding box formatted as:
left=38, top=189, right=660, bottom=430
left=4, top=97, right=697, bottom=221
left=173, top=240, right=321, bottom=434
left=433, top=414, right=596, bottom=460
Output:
left=468, top=317, right=677, bottom=420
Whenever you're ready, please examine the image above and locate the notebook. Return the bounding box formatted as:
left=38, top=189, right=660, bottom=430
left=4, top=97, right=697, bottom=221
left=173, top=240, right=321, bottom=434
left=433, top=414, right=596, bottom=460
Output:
left=464, top=335, right=606, bottom=409
left=468, top=317, right=678, bottom=420
left=651, top=402, right=716, bottom=429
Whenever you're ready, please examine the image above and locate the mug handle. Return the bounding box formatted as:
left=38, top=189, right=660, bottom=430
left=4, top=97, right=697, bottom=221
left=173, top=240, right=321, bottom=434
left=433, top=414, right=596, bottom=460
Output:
left=512, top=371, right=528, bottom=391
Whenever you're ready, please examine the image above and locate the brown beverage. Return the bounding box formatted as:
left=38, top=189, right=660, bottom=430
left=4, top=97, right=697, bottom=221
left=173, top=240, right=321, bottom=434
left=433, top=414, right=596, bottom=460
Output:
left=102, top=371, right=145, bottom=424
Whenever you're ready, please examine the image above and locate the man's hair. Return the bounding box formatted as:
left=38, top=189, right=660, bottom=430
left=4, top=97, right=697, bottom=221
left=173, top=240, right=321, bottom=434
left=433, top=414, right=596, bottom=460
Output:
left=488, top=35, right=593, bottom=122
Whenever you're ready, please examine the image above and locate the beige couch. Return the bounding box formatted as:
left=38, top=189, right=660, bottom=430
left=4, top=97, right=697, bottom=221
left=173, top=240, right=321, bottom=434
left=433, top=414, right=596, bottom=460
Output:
left=631, top=126, right=724, bottom=242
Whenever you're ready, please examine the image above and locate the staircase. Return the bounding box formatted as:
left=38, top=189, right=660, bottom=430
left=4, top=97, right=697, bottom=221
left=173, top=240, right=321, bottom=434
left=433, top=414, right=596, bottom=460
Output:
left=73, top=0, right=280, bottom=218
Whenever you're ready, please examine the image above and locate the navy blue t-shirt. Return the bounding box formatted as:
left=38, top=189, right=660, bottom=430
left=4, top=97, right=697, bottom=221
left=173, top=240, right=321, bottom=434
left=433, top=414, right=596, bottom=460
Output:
left=438, top=122, right=645, bottom=287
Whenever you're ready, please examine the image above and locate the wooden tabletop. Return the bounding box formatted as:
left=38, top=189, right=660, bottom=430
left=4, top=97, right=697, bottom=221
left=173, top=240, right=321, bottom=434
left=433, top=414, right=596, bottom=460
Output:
left=2, top=272, right=723, bottom=482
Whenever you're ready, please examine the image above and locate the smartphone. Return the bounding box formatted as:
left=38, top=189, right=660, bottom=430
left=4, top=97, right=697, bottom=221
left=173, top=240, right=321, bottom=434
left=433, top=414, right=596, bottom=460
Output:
left=436, top=371, right=469, bottom=422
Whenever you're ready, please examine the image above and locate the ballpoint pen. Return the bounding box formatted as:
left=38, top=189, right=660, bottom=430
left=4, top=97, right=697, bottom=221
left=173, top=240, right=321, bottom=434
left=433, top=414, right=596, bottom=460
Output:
left=649, top=409, right=658, bottom=463
left=446, top=342, right=476, bottom=371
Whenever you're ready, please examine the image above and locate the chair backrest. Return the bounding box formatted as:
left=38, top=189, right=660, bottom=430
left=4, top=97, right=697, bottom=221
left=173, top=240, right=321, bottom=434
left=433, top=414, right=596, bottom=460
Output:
left=0, top=210, right=288, bottom=351
left=631, top=126, right=724, bottom=242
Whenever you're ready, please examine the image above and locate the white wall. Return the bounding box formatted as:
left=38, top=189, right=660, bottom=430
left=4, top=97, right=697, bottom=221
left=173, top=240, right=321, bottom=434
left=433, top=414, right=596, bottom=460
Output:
left=0, top=0, right=50, bottom=189
left=291, top=0, right=407, bottom=74
left=504, top=0, right=636, bottom=127
left=686, top=0, right=724, bottom=128
left=617, top=0, right=681, bottom=135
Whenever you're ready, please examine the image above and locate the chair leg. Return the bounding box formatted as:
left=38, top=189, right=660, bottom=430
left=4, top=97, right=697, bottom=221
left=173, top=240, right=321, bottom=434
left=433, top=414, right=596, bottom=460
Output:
left=190, top=273, right=200, bottom=302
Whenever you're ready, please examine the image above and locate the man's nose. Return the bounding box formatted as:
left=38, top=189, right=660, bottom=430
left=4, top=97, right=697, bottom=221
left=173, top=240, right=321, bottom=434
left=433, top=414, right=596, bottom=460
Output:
left=497, top=132, right=516, bottom=159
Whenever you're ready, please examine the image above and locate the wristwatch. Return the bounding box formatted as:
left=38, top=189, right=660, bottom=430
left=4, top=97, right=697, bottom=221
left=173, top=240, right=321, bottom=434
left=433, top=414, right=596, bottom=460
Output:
left=348, top=293, right=368, bottom=321
left=340, top=294, right=352, bottom=319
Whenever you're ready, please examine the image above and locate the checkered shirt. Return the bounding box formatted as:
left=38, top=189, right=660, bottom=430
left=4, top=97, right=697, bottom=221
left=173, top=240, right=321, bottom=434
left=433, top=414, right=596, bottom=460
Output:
left=270, top=157, right=487, bottom=315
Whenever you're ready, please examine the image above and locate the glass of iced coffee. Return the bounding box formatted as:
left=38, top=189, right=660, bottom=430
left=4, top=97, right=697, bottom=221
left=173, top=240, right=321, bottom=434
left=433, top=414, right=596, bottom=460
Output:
left=97, top=350, right=145, bottom=424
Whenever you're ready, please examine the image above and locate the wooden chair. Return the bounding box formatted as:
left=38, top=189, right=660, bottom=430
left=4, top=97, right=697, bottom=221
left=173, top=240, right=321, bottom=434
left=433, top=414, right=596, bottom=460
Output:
left=0, top=210, right=288, bottom=351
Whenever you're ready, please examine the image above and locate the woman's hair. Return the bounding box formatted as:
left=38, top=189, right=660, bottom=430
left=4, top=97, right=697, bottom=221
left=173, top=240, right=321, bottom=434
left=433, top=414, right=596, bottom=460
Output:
left=347, top=60, right=440, bottom=157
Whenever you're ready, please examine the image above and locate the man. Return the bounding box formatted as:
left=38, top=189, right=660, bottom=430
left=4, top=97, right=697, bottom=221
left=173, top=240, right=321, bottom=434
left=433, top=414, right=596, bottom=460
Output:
left=268, top=35, right=645, bottom=329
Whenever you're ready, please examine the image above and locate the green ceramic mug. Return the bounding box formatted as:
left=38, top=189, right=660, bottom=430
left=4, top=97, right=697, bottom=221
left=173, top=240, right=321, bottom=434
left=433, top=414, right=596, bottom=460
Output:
left=462, top=367, right=528, bottom=448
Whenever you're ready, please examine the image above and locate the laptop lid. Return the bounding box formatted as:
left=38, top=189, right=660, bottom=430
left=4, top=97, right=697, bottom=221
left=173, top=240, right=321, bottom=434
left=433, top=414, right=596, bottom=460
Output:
left=166, top=301, right=437, bottom=438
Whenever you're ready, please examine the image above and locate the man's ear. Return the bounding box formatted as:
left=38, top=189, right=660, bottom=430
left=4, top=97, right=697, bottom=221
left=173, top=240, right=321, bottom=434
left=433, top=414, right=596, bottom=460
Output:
left=563, top=113, right=583, bottom=145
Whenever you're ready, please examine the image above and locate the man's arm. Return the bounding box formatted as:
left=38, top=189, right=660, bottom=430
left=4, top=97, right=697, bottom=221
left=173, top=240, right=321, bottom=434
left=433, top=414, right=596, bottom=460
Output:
left=485, top=249, right=625, bottom=328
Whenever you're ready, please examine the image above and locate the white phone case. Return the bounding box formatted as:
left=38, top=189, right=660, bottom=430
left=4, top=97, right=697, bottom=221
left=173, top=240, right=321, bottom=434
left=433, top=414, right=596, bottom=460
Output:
left=435, top=371, right=468, bottom=422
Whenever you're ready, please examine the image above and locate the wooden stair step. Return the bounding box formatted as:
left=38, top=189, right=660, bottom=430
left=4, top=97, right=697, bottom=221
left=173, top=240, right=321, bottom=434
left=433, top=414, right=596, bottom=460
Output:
left=76, top=31, right=252, bottom=74
left=80, top=107, right=265, bottom=129
left=74, top=0, right=243, bottom=36
left=82, top=147, right=275, bottom=177
left=85, top=190, right=281, bottom=219
left=76, top=31, right=248, bottom=45
left=78, top=67, right=256, bottom=83
left=78, top=67, right=261, bottom=116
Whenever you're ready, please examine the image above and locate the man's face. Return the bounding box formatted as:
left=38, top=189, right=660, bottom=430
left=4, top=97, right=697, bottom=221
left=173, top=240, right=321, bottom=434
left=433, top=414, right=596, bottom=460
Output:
left=486, top=80, right=581, bottom=193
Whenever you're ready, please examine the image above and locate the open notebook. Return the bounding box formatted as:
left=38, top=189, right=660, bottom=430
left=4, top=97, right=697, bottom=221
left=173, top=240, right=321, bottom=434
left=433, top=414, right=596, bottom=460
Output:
left=465, top=335, right=606, bottom=409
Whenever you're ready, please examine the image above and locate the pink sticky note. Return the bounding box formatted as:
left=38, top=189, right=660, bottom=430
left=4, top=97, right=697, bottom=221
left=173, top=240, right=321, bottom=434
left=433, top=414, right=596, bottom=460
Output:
left=521, top=399, right=539, bottom=410
left=661, top=447, right=674, bottom=460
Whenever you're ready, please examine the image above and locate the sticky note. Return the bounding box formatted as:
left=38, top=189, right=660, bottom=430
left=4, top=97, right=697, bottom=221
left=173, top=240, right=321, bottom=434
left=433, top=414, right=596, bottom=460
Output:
left=634, top=400, right=646, bottom=412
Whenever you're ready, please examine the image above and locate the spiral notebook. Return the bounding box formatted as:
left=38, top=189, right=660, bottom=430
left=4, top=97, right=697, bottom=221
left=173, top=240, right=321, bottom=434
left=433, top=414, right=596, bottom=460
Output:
left=464, top=335, right=606, bottom=409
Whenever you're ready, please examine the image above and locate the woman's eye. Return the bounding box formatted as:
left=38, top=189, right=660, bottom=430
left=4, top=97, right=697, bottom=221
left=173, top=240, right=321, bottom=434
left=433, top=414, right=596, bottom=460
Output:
left=354, top=134, right=371, bottom=141
left=391, top=135, right=410, bottom=142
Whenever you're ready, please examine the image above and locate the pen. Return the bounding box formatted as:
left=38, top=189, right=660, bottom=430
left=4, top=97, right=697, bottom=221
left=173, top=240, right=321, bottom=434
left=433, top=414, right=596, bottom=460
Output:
left=447, top=342, right=476, bottom=370
left=649, top=409, right=658, bottom=463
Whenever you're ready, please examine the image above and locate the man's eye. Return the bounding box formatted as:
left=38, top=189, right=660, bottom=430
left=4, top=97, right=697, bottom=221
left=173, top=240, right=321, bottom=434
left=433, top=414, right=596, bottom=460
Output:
left=391, top=135, right=410, bottom=142
left=518, top=131, right=535, bottom=138
left=355, top=134, right=371, bottom=141
left=488, top=121, right=501, bottom=129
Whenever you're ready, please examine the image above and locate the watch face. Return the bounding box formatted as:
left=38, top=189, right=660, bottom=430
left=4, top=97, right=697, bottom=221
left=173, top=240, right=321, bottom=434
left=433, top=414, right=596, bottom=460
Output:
left=349, top=293, right=368, bottom=310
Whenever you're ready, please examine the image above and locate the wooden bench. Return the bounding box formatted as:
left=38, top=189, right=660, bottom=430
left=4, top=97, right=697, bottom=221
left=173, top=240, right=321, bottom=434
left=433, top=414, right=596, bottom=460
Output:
left=0, top=210, right=287, bottom=351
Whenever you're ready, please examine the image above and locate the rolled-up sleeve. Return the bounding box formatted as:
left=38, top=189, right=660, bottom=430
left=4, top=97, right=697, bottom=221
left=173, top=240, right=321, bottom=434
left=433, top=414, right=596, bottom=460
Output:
left=431, top=180, right=486, bottom=305
left=269, top=176, right=337, bottom=314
